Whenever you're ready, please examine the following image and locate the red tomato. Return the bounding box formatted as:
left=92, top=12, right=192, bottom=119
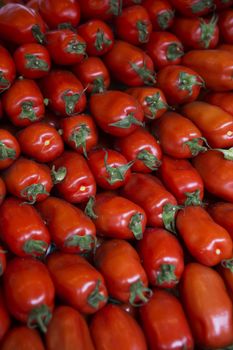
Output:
left=0, top=45, right=16, bottom=93
left=0, top=289, right=11, bottom=342
left=168, top=0, right=214, bottom=17
left=0, top=4, right=46, bottom=45
left=115, top=127, right=162, bottom=173
left=2, top=79, right=45, bottom=127
left=1, top=327, right=45, bottom=350
left=172, top=15, right=219, bottom=50
left=0, top=197, right=50, bottom=257
left=182, top=49, right=233, bottom=91
left=0, top=177, right=6, bottom=206
left=204, top=91, right=233, bottom=116
left=3, top=257, right=54, bottom=332
left=38, top=0, right=80, bottom=29
left=47, top=252, right=108, bottom=314
left=40, top=70, right=87, bottom=117
left=45, top=29, right=86, bottom=66
left=218, top=261, right=233, bottom=301
left=0, top=245, right=6, bottom=276
left=17, top=122, right=64, bottom=163
left=152, top=111, right=205, bottom=158
left=145, top=31, right=184, bottom=70
left=46, top=306, right=94, bottom=350
left=79, top=0, right=122, bottom=21
left=140, top=290, right=194, bottom=350
left=218, top=9, right=233, bottom=44
left=95, top=239, right=152, bottom=306
left=122, top=173, right=178, bottom=230
left=88, top=148, right=133, bottom=190
left=115, top=5, right=152, bottom=45
left=104, top=40, right=156, bottom=86
left=90, top=304, right=147, bottom=350
left=14, top=43, right=51, bottom=79
left=36, top=196, right=96, bottom=254
left=85, top=192, right=147, bottom=240
left=3, top=157, right=53, bottom=204
left=60, top=114, right=98, bottom=157
left=156, top=65, right=203, bottom=105
left=138, top=228, right=184, bottom=288
left=214, top=0, right=233, bottom=10
left=126, top=87, right=167, bottom=120
left=51, top=151, right=96, bottom=203
left=0, top=129, right=20, bottom=170
left=90, top=90, right=144, bottom=137
left=27, top=0, right=40, bottom=11
left=77, top=20, right=114, bottom=56
left=180, top=263, right=233, bottom=348
left=159, top=155, right=204, bottom=205
left=143, top=0, right=174, bottom=31
left=176, top=205, right=233, bottom=266
left=208, top=202, right=233, bottom=240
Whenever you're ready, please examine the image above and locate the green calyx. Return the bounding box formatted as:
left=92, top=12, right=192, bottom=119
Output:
left=23, top=239, right=48, bottom=256
left=104, top=150, right=134, bottom=185
left=66, top=39, right=86, bottom=55
left=69, top=123, right=90, bottom=158
left=85, top=196, right=98, bottom=219
left=129, top=279, right=153, bottom=307
left=184, top=137, right=209, bottom=156
left=92, top=76, right=105, bottom=94
left=178, top=71, right=203, bottom=95
left=20, top=183, right=49, bottom=205
left=109, top=0, right=122, bottom=16
left=191, top=0, right=213, bottom=14
left=31, top=24, right=45, bottom=44
left=25, top=54, right=49, bottom=71
left=221, top=258, right=233, bottom=272
left=51, top=166, right=67, bottom=184
left=0, top=71, right=10, bottom=91
left=157, top=264, right=178, bottom=285
left=200, top=15, right=218, bottom=49
left=128, top=213, right=144, bottom=240
left=157, top=10, right=174, bottom=30
left=162, top=203, right=182, bottom=234
left=167, top=43, right=184, bottom=61
left=130, top=62, right=156, bottom=86
left=136, top=20, right=149, bottom=43
left=62, top=90, right=82, bottom=115
left=19, top=101, right=37, bottom=121
left=27, top=304, right=52, bottom=333
left=109, top=112, right=144, bottom=129
left=184, top=189, right=202, bottom=207
left=0, top=141, right=16, bottom=160
left=215, top=147, right=233, bottom=160
left=65, top=234, right=96, bottom=252
left=58, top=22, right=76, bottom=31
left=137, top=149, right=161, bottom=170
left=88, top=280, right=107, bottom=308
left=95, top=29, right=112, bottom=51
left=145, top=92, right=167, bottom=119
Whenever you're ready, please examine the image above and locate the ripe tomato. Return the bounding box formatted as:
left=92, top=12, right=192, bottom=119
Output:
left=13, top=43, right=51, bottom=79
left=126, top=87, right=167, bottom=120
left=140, top=289, right=194, bottom=350
left=115, top=127, right=162, bottom=173
left=95, top=239, right=152, bottom=306
left=218, top=9, right=233, bottom=44
left=77, top=20, right=114, bottom=56
left=0, top=197, right=50, bottom=257
left=46, top=306, right=94, bottom=350
left=0, top=177, right=6, bottom=206
left=218, top=261, right=233, bottom=301
left=208, top=202, right=233, bottom=240
left=85, top=192, right=147, bottom=240
left=2, top=79, right=45, bottom=127
left=145, top=32, right=184, bottom=70
left=47, top=252, right=108, bottom=314
left=4, top=257, right=54, bottom=332
left=168, top=0, right=214, bottom=17
left=1, top=327, right=45, bottom=350
left=159, top=155, right=204, bottom=205
left=152, top=111, right=205, bottom=158
left=138, top=228, right=184, bottom=288
left=27, top=0, right=40, bottom=11
left=40, top=70, right=87, bottom=117
left=0, top=129, right=20, bottom=170
left=143, top=0, right=174, bottom=31
left=156, top=65, right=203, bottom=105
left=51, top=151, right=96, bottom=203
left=3, top=157, right=53, bottom=204
left=38, top=0, right=80, bottom=29
left=0, top=3, right=46, bottom=45
left=0, top=45, right=16, bottom=93
left=0, top=289, right=11, bottom=342
left=104, top=40, right=156, bottom=86
left=204, top=91, right=233, bottom=116
left=90, top=304, right=147, bottom=350
left=72, top=57, right=110, bottom=94
left=0, top=245, right=6, bottom=276
left=60, top=114, right=98, bottom=157
left=90, top=90, right=144, bottom=137
left=115, top=5, right=152, bottom=45
left=214, top=0, right=233, bottom=9
left=180, top=263, right=233, bottom=348
left=79, top=0, right=122, bottom=21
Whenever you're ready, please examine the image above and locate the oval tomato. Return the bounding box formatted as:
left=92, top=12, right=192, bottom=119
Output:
left=143, top=0, right=174, bottom=31
left=0, top=45, right=16, bottom=93
left=208, top=202, right=233, bottom=240
left=1, top=327, right=45, bottom=350
left=218, top=9, right=233, bottom=44
left=168, top=0, right=214, bottom=17
left=0, top=129, right=20, bottom=170
left=79, top=0, right=122, bottom=21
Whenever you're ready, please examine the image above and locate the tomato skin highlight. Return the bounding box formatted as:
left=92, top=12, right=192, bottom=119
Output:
left=1, top=327, right=45, bottom=350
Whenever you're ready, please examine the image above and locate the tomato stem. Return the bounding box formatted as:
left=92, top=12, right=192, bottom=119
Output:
left=109, top=0, right=122, bottom=16
left=92, top=76, right=106, bottom=94
left=221, top=258, right=233, bottom=272
left=136, top=20, right=149, bottom=43
left=95, top=29, right=112, bottom=51
left=19, top=101, right=37, bottom=121
left=200, top=14, right=218, bottom=49
left=27, top=304, right=52, bottom=333
left=129, top=279, right=152, bottom=307
left=69, top=123, right=90, bottom=158
left=31, top=24, right=45, bottom=44
left=62, top=89, right=83, bottom=115
left=104, top=150, right=134, bottom=185
left=162, top=204, right=182, bottom=234
left=167, top=43, right=184, bottom=61
left=66, top=39, right=86, bottom=54
left=25, top=54, right=49, bottom=71
left=184, top=189, right=202, bottom=207
left=51, top=166, right=67, bottom=184
left=87, top=280, right=107, bottom=308
left=184, top=137, right=209, bottom=156
left=20, top=183, right=49, bottom=205
left=58, top=22, right=76, bottom=31
left=65, top=234, right=96, bottom=252
left=0, top=71, right=10, bottom=92
left=178, top=72, right=204, bottom=96
left=130, top=62, right=156, bottom=86
left=128, top=213, right=144, bottom=240
left=23, top=239, right=48, bottom=256
left=0, top=141, right=16, bottom=160
left=85, top=196, right=98, bottom=219
left=145, top=92, right=167, bottom=119
left=109, top=112, right=144, bottom=128
left=137, top=149, right=161, bottom=170
left=157, top=10, right=174, bottom=30
left=157, top=264, right=178, bottom=285
left=191, top=0, right=213, bottom=14
left=215, top=147, right=233, bottom=160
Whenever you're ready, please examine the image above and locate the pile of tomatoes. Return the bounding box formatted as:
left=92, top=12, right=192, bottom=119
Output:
left=2, top=0, right=233, bottom=349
